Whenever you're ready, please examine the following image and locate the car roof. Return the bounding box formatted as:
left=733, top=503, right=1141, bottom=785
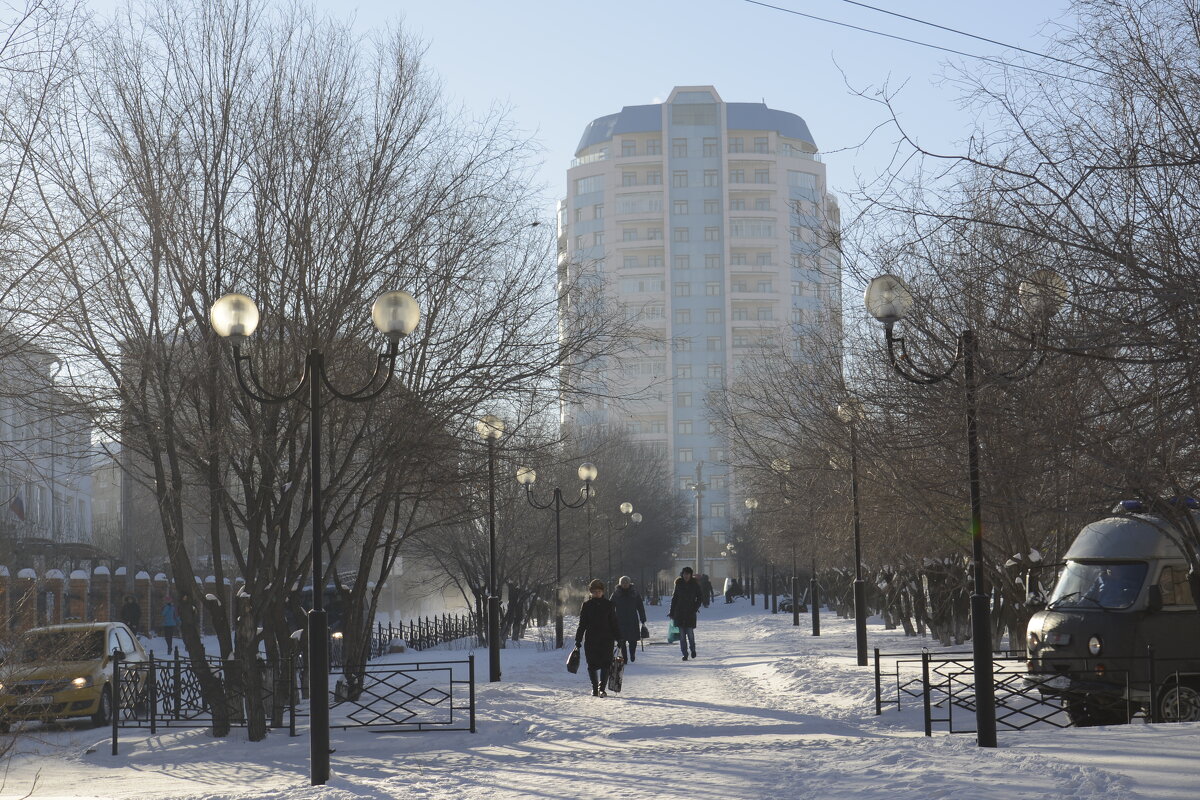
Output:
left=24, top=622, right=123, bottom=634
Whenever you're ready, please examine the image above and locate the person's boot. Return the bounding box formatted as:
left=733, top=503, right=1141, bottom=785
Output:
left=592, top=684, right=599, bottom=697
left=682, top=653, right=688, bottom=661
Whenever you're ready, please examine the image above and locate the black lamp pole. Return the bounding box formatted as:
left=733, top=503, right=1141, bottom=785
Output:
left=864, top=270, right=1064, bottom=750
left=210, top=290, right=419, bottom=786
left=810, top=555, right=820, bottom=636
left=519, top=463, right=596, bottom=649
left=476, top=415, right=505, bottom=683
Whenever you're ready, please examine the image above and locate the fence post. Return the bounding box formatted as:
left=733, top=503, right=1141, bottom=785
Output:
left=469, top=653, right=476, bottom=734
left=111, top=648, right=121, bottom=755
left=874, top=648, right=882, bottom=716
left=921, top=651, right=932, bottom=737
left=172, top=649, right=182, bottom=719
left=1147, top=644, right=1158, bottom=723
left=149, top=652, right=158, bottom=735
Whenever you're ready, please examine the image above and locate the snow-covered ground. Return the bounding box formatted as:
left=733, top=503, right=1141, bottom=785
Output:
left=2, top=600, right=1197, bottom=799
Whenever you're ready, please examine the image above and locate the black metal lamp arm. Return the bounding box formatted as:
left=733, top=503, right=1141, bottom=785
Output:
left=232, top=345, right=309, bottom=405
left=884, top=323, right=960, bottom=386
left=319, top=341, right=401, bottom=403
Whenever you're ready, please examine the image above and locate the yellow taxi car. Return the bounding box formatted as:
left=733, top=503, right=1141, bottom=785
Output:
left=0, top=621, right=148, bottom=730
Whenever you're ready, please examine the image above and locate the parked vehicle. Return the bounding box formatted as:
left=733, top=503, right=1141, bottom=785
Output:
left=1025, top=501, right=1200, bottom=726
left=0, top=622, right=148, bottom=730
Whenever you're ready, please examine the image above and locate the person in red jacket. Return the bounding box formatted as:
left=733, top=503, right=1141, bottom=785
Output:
left=574, top=579, right=621, bottom=696
left=668, top=567, right=704, bottom=660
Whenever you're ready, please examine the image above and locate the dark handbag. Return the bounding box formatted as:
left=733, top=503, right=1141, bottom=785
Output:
left=607, top=649, right=625, bottom=693
left=639, top=623, right=650, bottom=639
left=566, top=646, right=580, bottom=674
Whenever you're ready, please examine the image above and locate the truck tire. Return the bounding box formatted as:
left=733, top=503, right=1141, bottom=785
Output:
left=1065, top=695, right=1129, bottom=727
left=1158, top=681, right=1200, bottom=723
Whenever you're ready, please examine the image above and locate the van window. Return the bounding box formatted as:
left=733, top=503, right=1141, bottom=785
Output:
left=1157, top=565, right=1196, bottom=606
left=1048, top=561, right=1147, bottom=610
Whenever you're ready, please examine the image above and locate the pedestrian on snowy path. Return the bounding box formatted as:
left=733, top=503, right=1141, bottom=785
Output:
left=575, top=579, right=621, bottom=696
left=668, top=567, right=704, bottom=660
left=610, top=576, right=647, bottom=664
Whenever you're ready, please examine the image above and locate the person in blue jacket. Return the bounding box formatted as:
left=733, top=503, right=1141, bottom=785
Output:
left=161, top=596, right=180, bottom=652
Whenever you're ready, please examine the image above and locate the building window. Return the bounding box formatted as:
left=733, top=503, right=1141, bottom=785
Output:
left=707, top=363, right=723, bottom=379
left=622, top=139, right=636, bottom=157
left=757, top=252, right=772, bottom=265
left=622, top=228, right=638, bottom=241
left=624, top=256, right=639, bottom=268
left=678, top=419, right=693, bottom=434
left=677, top=393, right=693, bottom=407
left=704, top=198, right=719, bottom=214
left=674, top=309, right=691, bottom=323
left=733, top=307, right=749, bottom=321
left=622, top=172, right=637, bottom=187
left=674, top=337, right=692, bottom=352
left=673, top=228, right=689, bottom=242
left=710, top=473, right=727, bottom=489
left=680, top=476, right=693, bottom=490
left=792, top=308, right=806, bottom=324
left=575, top=235, right=584, bottom=250
left=676, top=363, right=692, bottom=379
left=704, top=226, right=720, bottom=241
left=711, top=503, right=726, bottom=518
left=575, top=174, right=604, bottom=194
left=706, top=336, right=722, bottom=351
left=790, top=227, right=802, bottom=241
left=757, top=307, right=773, bottom=321
left=733, top=280, right=748, bottom=291
left=755, top=197, right=771, bottom=211
left=674, top=200, right=688, bottom=215
left=730, top=197, right=745, bottom=211
left=672, top=138, right=688, bottom=157
left=703, top=137, right=719, bottom=157
left=728, top=137, right=744, bottom=153
left=705, top=282, right=721, bottom=296
left=594, top=204, right=604, bottom=219
left=788, top=170, right=817, bottom=190
left=574, top=207, right=583, bottom=222
left=703, top=170, right=718, bottom=187
left=792, top=281, right=803, bottom=295
left=754, top=136, right=769, bottom=153
left=648, top=254, right=664, bottom=268
left=729, top=168, right=745, bottom=183
left=710, top=447, right=727, bottom=462
left=648, top=227, right=663, bottom=240
left=731, top=253, right=747, bottom=265
left=705, top=308, right=722, bottom=323
left=647, top=138, right=662, bottom=155
left=593, top=232, right=605, bottom=246
left=756, top=280, right=773, bottom=292
left=672, top=170, right=688, bottom=188
left=754, top=169, right=769, bottom=183
left=647, top=171, right=662, bottom=185
left=678, top=448, right=694, bottom=463
left=674, top=254, right=691, bottom=269
left=705, top=254, right=721, bottom=269
left=673, top=282, right=691, bottom=297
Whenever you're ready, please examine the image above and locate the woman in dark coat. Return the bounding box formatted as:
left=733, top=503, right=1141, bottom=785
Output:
left=668, top=567, right=703, bottom=660
left=610, top=576, right=647, bottom=664
left=574, top=579, right=620, bottom=696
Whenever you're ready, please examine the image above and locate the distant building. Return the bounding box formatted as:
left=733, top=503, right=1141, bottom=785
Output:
left=0, top=347, right=95, bottom=562
left=560, top=86, right=841, bottom=579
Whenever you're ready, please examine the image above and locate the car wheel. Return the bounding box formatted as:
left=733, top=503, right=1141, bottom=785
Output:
left=1158, top=681, right=1200, bottom=722
left=91, top=686, right=113, bottom=728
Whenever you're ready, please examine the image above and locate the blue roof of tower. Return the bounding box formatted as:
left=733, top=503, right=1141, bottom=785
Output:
left=574, top=100, right=815, bottom=155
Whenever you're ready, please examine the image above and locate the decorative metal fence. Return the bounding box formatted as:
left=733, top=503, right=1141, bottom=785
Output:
left=873, top=645, right=1199, bottom=735
left=364, top=613, right=480, bottom=660
left=110, top=649, right=475, bottom=752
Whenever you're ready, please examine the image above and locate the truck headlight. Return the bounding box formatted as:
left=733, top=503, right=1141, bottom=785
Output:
left=1028, top=631, right=1040, bottom=651
left=71, top=676, right=94, bottom=688
left=1088, top=635, right=1102, bottom=656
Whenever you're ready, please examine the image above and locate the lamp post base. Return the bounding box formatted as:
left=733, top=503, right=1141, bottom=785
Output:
left=854, top=578, right=868, bottom=667
left=488, top=595, right=501, bottom=682
left=308, top=609, right=331, bottom=785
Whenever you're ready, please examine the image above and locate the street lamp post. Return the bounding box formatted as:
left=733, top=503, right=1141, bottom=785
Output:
left=613, top=502, right=642, bottom=582
left=744, top=497, right=757, bottom=607
left=517, top=462, right=597, bottom=649
left=688, top=462, right=706, bottom=577
left=864, top=269, right=1065, bottom=749
left=475, top=414, right=505, bottom=682
left=837, top=399, right=869, bottom=667
left=210, top=289, right=420, bottom=786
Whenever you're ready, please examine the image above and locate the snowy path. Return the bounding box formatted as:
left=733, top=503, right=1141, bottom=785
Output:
left=0, top=600, right=1197, bottom=799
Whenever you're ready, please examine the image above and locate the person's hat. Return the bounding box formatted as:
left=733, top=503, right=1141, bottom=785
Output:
left=619, top=575, right=632, bottom=585
left=681, top=566, right=694, bottom=575
left=588, top=579, right=606, bottom=592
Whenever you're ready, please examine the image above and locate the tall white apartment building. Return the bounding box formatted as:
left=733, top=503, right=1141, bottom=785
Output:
left=560, top=86, right=841, bottom=580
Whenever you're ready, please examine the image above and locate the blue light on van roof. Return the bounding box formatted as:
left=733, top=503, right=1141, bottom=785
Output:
left=1167, top=496, right=1200, bottom=509
left=1116, top=499, right=1145, bottom=513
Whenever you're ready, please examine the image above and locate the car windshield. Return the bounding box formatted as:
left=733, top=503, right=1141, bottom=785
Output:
left=12, top=630, right=105, bottom=663
left=1048, top=561, right=1148, bottom=610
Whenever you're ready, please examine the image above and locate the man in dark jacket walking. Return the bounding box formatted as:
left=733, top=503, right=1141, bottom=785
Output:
left=610, top=576, right=647, bottom=664
left=575, top=579, right=621, bottom=696
left=668, top=567, right=704, bottom=660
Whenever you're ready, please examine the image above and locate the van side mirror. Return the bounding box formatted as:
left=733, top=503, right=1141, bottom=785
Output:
left=1147, top=585, right=1164, bottom=612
